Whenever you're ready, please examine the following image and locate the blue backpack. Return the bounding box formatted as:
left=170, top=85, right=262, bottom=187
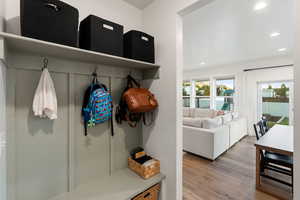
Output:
left=82, top=74, right=113, bottom=136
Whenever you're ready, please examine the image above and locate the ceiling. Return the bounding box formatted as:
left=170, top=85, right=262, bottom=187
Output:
left=123, top=0, right=154, bottom=9
left=183, top=0, right=295, bottom=70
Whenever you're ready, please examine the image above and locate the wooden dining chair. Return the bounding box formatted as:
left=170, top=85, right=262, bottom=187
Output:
left=253, top=122, right=293, bottom=188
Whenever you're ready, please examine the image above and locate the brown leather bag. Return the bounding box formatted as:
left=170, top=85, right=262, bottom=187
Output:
left=115, top=75, right=158, bottom=127
left=123, top=77, right=158, bottom=113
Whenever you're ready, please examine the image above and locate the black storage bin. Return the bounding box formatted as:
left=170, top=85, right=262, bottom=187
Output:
left=79, top=15, right=124, bottom=57
left=20, top=0, right=79, bottom=47
left=124, top=31, right=155, bottom=63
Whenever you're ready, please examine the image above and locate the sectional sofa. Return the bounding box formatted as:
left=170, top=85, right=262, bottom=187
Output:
left=183, top=108, right=247, bottom=160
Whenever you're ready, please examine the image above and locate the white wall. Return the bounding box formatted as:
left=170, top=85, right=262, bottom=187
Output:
left=0, top=0, right=4, bottom=59
left=4, top=0, right=143, bottom=34
left=0, top=0, right=4, bottom=30
left=184, top=56, right=294, bottom=135
left=294, top=0, right=300, bottom=198
left=142, top=1, right=210, bottom=200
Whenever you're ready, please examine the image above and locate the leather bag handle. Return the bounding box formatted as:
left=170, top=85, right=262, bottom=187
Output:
left=127, top=75, right=140, bottom=88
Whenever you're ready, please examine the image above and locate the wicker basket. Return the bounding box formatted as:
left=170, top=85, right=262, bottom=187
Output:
left=128, top=157, right=160, bottom=179
left=132, top=184, right=160, bottom=200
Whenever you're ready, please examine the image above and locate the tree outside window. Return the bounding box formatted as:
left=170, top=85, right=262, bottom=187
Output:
left=195, top=80, right=210, bottom=109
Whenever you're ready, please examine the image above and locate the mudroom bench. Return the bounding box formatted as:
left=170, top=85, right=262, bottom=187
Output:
left=49, top=169, right=165, bottom=200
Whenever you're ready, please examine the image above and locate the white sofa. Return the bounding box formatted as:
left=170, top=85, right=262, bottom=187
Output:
left=183, top=108, right=247, bottom=160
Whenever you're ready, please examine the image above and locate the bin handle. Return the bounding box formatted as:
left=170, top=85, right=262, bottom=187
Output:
left=44, top=3, right=60, bottom=12
left=103, top=24, right=114, bottom=31
left=141, top=36, right=149, bottom=42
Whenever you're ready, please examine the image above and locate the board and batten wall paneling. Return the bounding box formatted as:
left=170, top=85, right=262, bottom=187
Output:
left=6, top=51, right=143, bottom=200
left=13, top=69, right=69, bottom=200
left=0, top=60, right=7, bottom=200
left=73, top=75, right=110, bottom=186
left=111, top=78, right=142, bottom=173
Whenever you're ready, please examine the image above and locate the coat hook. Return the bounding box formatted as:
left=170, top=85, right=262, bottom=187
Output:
left=43, top=58, right=49, bottom=70
left=92, top=67, right=97, bottom=77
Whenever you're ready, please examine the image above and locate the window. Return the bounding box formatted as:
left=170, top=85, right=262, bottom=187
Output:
left=195, top=80, right=210, bottom=109
left=183, top=81, right=191, bottom=107
left=182, top=77, right=237, bottom=111
left=215, top=78, right=235, bottom=111
left=258, top=81, right=293, bottom=128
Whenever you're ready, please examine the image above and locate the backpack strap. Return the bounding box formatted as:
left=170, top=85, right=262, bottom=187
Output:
left=111, top=117, right=114, bottom=136
left=110, top=104, right=114, bottom=136
left=84, top=115, right=88, bottom=136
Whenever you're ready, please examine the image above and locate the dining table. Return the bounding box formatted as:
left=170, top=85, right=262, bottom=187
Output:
left=255, top=124, right=293, bottom=198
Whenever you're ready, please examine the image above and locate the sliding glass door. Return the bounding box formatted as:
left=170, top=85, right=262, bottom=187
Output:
left=257, top=80, right=294, bottom=127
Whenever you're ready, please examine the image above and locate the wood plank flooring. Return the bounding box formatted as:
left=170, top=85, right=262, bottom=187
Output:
left=183, top=136, right=292, bottom=200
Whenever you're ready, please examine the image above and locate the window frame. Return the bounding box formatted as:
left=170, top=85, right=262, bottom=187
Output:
left=213, top=77, right=236, bottom=112
left=182, top=80, right=192, bottom=107
left=182, top=75, right=237, bottom=111
left=194, top=79, right=211, bottom=109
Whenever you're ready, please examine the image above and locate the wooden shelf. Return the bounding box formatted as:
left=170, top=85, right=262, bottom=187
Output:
left=0, top=32, right=160, bottom=72
left=49, top=169, right=165, bottom=200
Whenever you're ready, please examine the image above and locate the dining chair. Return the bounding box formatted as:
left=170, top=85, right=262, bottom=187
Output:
left=253, top=121, right=266, bottom=140
left=261, top=116, right=269, bottom=133
left=254, top=122, right=293, bottom=188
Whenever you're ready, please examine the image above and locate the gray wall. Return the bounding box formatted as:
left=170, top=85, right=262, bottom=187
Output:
left=0, top=2, right=6, bottom=199
left=0, top=60, right=7, bottom=200
left=6, top=51, right=142, bottom=200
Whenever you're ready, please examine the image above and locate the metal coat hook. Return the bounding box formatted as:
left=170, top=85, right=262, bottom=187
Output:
left=92, top=68, right=97, bottom=77
left=42, top=58, right=49, bottom=70
left=92, top=68, right=98, bottom=84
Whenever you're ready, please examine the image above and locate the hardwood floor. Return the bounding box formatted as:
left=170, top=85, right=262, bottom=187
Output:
left=183, top=136, right=292, bottom=200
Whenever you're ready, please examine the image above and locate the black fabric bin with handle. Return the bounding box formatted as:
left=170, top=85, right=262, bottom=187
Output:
left=124, top=30, right=155, bottom=64
left=21, top=0, right=79, bottom=47
left=79, top=15, right=124, bottom=57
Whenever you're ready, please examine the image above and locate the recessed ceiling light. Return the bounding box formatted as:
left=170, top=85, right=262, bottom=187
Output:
left=200, top=62, right=206, bottom=65
left=278, top=48, right=287, bottom=52
left=270, top=32, right=280, bottom=38
left=254, top=1, right=268, bottom=11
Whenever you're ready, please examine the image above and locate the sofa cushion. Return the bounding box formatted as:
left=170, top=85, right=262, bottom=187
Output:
left=202, top=116, right=223, bottom=129
left=222, top=113, right=233, bottom=124
left=183, top=107, right=190, bottom=117
left=193, top=109, right=216, bottom=118
left=183, top=117, right=203, bottom=128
